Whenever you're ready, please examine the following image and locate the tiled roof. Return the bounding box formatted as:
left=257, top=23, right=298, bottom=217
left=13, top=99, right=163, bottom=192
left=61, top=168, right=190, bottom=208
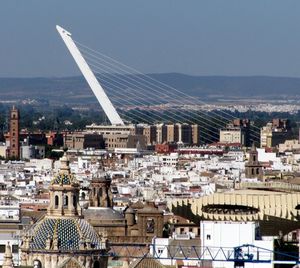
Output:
left=28, top=217, right=104, bottom=251
left=51, top=173, right=76, bottom=186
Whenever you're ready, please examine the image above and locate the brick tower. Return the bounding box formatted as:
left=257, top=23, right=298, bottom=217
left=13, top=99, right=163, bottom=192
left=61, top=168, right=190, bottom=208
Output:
left=9, top=106, right=20, bottom=159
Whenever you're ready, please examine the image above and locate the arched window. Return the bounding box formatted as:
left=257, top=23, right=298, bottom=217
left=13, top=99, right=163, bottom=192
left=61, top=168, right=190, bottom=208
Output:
left=33, top=259, right=42, bottom=268
left=55, top=195, right=59, bottom=209
left=93, top=260, right=100, bottom=268
left=251, top=168, right=254, bottom=175
left=63, top=195, right=68, bottom=208
left=82, top=192, right=86, bottom=200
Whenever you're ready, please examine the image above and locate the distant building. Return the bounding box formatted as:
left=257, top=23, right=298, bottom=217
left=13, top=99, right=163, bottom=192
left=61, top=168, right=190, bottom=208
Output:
left=46, top=131, right=64, bottom=147
left=261, top=119, right=292, bottom=148
left=19, top=132, right=47, bottom=146
left=142, top=125, right=157, bottom=145
left=191, top=124, right=201, bottom=145
left=278, top=139, right=300, bottom=153
left=165, top=124, right=177, bottom=143
left=64, top=132, right=105, bottom=150
left=8, top=106, right=20, bottom=159
left=104, top=133, right=146, bottom=150
left=219, top=119, right=251, bottom=147
left=20, top=144, right=45, bottom=160
left=156, top=124, right=167, bottom=144
left=177, top=123, right=192, bottom=145
left=155, top=143, right=177, bottom=154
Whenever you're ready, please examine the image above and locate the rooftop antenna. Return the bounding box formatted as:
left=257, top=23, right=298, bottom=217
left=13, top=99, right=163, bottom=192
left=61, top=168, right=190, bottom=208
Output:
left=56, top=25, right=124, bottom=126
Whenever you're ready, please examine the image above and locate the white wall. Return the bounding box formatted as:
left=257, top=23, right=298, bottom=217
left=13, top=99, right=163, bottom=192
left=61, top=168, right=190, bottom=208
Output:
left=200, top=221, right=273, bottom=268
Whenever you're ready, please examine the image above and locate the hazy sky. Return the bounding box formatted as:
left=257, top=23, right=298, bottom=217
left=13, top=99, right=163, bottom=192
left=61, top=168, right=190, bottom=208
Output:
left=1, top=0, right=300, bottom=77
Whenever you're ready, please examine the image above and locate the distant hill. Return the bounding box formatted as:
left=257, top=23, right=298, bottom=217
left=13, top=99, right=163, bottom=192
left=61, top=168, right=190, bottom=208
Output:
left=1, top=73, right=300, bottom=106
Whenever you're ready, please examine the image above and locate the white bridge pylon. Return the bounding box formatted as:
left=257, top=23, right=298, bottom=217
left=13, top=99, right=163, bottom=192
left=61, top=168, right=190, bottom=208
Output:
left=56, top=25, right=124, bottom=126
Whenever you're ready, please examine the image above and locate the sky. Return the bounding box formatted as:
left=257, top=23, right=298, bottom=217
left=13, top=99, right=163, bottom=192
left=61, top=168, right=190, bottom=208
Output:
left=1, top=0, right=300, bottom=77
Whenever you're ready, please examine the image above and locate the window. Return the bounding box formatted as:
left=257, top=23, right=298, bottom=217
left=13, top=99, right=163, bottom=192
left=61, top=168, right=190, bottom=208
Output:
left=55, top=195, right=59, bottom=208
left=206, top=234, right=211, bottom=240
left=12, top=244, right=18, bottom=253
left=0, top=245, right=5, bottom=253
left=93, top=260, right=100, bottom=268
left=146, top=218, right=155, bottom=233
left=33, top=260, right=42, bottom=268
left=63, top=195, right=68, bottom=208
left=73, top=195, right=76, bottom=207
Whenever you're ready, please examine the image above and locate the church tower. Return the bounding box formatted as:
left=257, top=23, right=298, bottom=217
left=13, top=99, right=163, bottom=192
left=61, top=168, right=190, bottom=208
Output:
left=47, top=153, right=81, bottom=217
left=21, top=152, right=108, bottom=268
left=9, top=106, right=20, bottom=159
left=245, top=143, right=263, bottom=179
left=89, top=168, right=113, bottom=208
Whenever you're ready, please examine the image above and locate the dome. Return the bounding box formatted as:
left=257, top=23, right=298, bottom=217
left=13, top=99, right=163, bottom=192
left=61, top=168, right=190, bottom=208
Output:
left=27, top=217, right=105, bottom=251
left=51, top=173, right=77, bottom=186
left=50, top=152, right=78, bottom=186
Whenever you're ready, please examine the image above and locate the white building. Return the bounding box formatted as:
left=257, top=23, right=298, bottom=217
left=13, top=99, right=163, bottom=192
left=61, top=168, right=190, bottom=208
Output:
left=200, top=221, right=274, bottom=268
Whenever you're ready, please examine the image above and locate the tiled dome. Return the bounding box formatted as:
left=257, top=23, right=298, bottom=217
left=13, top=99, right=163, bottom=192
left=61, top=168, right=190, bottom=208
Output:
left=51, top=152, right=78, bottom=186
left=51, top=173, right=76, bottom=185
left=28, top=217, right=105, bottom=251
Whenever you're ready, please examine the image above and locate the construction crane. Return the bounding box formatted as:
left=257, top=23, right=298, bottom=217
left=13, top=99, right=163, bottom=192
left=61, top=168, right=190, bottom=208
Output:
left=107, top=243, right=300, bottom=265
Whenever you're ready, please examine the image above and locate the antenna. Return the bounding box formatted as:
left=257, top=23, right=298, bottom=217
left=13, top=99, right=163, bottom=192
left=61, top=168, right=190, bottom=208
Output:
left=56, top=25, right=124, bottom=126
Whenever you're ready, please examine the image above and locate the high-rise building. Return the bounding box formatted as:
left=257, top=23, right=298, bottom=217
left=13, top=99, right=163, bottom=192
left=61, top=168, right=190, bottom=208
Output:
left=8, top=106, right=20, bottom=159
left=156, top=124, right=167, bottom=144
left=219, top=119, right=251, bottom=147
left=178, top=123, right=192, bottom=144
left=166, top=124, right=179, bottom=143
left=191, top=124, right=201, bottom=145
left=260, top=119, right=292, bottom=148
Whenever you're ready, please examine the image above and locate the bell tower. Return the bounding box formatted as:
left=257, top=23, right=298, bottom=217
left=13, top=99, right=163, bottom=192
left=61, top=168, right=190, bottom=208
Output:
left=89, top=168, right=113, bottom=208
left=48, top=152, right=81, bottom=217
left=9, top=106, right=20, bottom=159
left=245, top=143, right=263, bottom=180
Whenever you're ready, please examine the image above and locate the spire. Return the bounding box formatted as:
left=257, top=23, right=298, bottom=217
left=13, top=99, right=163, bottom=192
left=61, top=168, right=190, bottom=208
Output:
left=60, top=150, right=71, bottom=175
left=2, top=242, right=14, bottom=268
left=251, top=142, right=256, bottom=151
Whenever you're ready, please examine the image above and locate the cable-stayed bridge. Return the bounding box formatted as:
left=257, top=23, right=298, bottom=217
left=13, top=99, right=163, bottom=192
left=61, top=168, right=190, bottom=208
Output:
left=56, top=25, right=261, bottom=145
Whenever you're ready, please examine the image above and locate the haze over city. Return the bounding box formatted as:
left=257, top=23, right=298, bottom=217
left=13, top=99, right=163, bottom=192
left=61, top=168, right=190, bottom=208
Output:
left=1, top=0, right=300, bottom=77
